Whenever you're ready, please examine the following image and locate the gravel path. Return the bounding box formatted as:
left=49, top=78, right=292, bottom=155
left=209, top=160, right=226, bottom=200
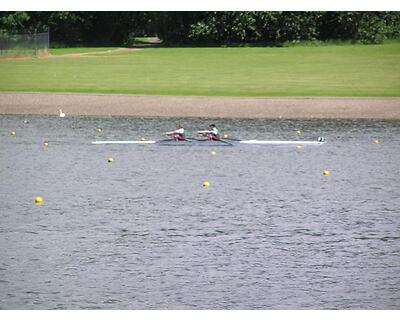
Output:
left=1, top=92, right=399, bottom=119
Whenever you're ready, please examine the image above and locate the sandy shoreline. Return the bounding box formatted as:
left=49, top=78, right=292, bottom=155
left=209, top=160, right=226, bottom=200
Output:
left=1, top=92, right=400, bottom=119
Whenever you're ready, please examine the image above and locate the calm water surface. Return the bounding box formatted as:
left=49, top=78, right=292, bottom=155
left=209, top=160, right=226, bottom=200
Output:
left=0, top=116, right=399, bottom=309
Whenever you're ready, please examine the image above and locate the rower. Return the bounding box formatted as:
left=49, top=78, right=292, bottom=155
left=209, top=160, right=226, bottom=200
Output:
left=201, top=124, right=220, bottom=140
left=164, top=124, right=185, bottom=141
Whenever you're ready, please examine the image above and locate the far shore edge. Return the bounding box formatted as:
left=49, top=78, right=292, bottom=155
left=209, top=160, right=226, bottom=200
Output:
left=1, top=92, right=400, bottom=119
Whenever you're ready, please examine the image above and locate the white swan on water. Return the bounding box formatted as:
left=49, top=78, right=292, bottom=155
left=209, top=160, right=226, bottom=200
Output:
left=59, top=109, right=66, bottom=117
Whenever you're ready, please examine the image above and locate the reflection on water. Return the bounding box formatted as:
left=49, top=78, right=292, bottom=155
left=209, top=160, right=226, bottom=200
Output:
left=0, top=115, right=399, bottom=309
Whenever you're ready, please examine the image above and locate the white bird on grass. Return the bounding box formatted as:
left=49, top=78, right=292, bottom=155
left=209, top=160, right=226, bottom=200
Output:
left=59, top=109, right=66, bottom=118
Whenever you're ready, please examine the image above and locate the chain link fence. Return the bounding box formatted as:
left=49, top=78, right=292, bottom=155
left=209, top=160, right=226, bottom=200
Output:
left=0, top=32, right=49, bottom=58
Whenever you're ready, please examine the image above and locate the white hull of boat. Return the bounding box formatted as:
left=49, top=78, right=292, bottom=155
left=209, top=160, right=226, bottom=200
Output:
left=92, top=139, right=326, bottom=145
left=239, top=140, right=325, bottom=145
left=92, top=140, right=156, bottom=144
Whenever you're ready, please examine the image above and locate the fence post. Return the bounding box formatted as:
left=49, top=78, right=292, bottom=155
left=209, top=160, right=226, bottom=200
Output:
left=47, top=28, right=50, bottom=53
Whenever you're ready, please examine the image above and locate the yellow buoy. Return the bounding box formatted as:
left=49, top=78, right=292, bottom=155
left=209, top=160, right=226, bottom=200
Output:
left=35, top=196, right=43, bottom=204
left=107, top=157, right=114, bottom=163
left=223, top=134, right=229, bottom=139
left=10, top=131, right=16, bottom=136
left=202, top=181, right=210, bottom=187
left=323, top=170, right=330, bottom=176
left=296, top=130, right=302, bottom=135
left=296, top=145, right=302, bottom=150
left=210, top=150, right=216, bottom=156
left=373, top=139, right=380, bottom=144
left=43, top=141, right=49, bottom=147
left=140, top=137, right=146, bottom=141
left=97, top=128, right=102, bottom=132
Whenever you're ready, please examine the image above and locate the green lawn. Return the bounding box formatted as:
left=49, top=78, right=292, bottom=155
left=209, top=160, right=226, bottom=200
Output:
left=1, top=43, right=399, bottom=97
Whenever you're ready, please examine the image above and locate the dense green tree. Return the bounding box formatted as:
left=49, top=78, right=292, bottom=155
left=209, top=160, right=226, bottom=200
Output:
left=153, top=12, right=206, bottom=44
left=1, top=11, right=399, bottom=46
left=0, top=12, right=31, bottom=34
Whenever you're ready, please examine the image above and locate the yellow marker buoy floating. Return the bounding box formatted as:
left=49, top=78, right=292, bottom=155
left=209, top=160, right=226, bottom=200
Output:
left=223, top=134, right=229, bottom=139
left=35, top=196, right=43, bottom=204
left=202, top=181, right=210, bottom=187
left=296, top=130, right=302, bottom=135
left=107, top=157, right=114, bottom=163
left=323, top=170, right=330, bottom=176
left=296, top=145, right=302, bottom=150
left=97, top=128, right=102, bottom=133
left=43, top=141, right=49, bottom=147
left=373, top=139, right=380, bottom=144
left=10, top=131, right=16, bottom=136
left=210, top=150, right=216, bottom=156
left=140, top=137, right=146, bottom=141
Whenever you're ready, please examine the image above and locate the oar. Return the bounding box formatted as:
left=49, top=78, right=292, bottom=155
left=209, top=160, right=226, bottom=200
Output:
left=216, top=139, right=233, bottom=146
left=224, top=137, right=241, bottom=142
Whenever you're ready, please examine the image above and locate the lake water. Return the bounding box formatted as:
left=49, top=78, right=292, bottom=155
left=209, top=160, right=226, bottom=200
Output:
left=0, top=115, right=399, bottom=309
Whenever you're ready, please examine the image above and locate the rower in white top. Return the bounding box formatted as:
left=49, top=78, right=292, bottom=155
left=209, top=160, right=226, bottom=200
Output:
left=164, top=123, right=185, bottom=141
left=59, top=109, right=66, bottom=117
left=198, top=124, right=220, bottom=140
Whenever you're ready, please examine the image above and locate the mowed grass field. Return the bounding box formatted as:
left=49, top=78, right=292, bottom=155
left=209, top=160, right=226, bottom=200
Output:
left=1, top=42, right=399, bottom=97
left=49, top=47, right=120, bottom=55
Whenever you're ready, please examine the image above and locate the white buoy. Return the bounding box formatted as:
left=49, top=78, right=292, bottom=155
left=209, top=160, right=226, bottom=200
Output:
left=59, top=109, right=66, bottom=118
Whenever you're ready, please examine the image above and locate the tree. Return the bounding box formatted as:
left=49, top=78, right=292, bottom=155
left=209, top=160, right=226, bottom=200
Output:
left=0, top=12, right=31, bottom=34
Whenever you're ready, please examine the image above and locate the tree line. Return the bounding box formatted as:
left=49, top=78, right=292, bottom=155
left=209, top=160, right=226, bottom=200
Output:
left=1, top=12, right=399, bottom=46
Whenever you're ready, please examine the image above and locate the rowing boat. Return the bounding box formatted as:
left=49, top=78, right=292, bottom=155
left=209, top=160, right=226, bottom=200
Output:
left=91, top=138, right=326, bottom=146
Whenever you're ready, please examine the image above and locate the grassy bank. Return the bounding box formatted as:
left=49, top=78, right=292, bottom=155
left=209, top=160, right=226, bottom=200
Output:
left=1, top=43, right=399, bottom=97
